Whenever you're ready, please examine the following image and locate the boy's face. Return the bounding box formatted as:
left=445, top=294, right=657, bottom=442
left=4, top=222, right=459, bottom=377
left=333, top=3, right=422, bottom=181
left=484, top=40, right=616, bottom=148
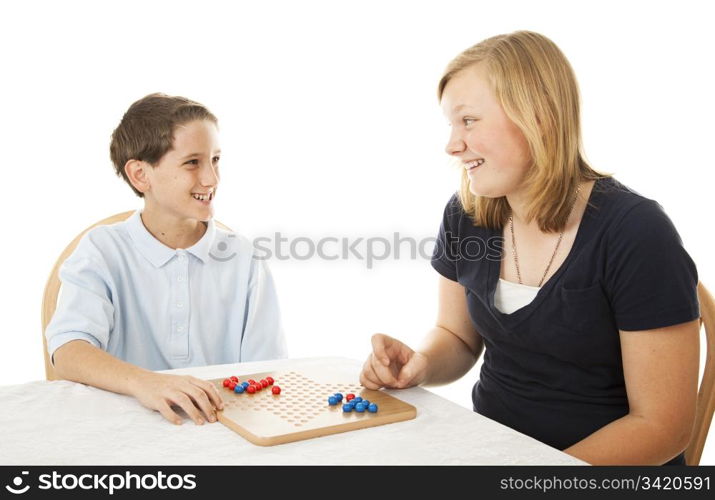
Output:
left=143, top=119, right=221, bottom=223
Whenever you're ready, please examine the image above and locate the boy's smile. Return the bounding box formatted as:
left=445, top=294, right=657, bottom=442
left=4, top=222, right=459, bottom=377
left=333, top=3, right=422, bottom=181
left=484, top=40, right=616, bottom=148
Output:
left=191, top=191, right=214, bottom=203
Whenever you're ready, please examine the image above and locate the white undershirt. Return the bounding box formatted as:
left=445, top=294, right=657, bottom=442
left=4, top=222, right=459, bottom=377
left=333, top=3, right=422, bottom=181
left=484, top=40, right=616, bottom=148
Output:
left=494, top=278, right=541, bottom=314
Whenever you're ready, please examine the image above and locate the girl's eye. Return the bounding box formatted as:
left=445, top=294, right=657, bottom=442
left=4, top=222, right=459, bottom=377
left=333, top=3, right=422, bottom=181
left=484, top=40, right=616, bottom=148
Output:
left=185, top=159, right=199, bottom=166
left=212, top=156, right=220, bottom=164
left=463, top=118, right=477, bottom=126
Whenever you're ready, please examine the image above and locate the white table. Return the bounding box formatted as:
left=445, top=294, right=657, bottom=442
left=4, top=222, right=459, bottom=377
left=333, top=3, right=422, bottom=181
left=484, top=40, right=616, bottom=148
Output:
left=0, top=357, right=585, bottom=465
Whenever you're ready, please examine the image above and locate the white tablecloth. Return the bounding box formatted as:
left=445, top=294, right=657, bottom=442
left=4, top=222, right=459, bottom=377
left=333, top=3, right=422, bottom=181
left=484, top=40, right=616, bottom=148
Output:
left=0, top=357, right=585, bottom=465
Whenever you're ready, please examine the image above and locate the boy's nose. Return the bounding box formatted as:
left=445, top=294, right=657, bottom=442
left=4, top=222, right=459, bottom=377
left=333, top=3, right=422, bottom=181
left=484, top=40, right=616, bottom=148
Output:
left=200, top=164, right=219, bottom=186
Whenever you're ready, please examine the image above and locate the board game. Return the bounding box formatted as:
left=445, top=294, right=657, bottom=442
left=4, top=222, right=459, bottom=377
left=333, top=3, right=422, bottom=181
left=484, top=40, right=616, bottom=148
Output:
left=210, top=367, right=417, bottom=446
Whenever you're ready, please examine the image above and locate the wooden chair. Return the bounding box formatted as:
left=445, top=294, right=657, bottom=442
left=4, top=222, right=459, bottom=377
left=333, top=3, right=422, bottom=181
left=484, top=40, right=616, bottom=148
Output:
left=686, top=282, right=715, bottom=465
left=40, top=211, right=230, bottom=381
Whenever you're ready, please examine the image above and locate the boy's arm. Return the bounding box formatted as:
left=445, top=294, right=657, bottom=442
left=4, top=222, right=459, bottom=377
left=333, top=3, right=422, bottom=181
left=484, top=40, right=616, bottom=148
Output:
left=53, top=340, right=224, bottom=425
left=47, top=231, right=222, bottom=425
left=239, top=257, right=288, bottom=360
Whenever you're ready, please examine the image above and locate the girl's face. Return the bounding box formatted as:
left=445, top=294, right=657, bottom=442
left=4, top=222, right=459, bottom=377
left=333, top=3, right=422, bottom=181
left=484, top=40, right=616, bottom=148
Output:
left=441, top=63, right=532, bottom=199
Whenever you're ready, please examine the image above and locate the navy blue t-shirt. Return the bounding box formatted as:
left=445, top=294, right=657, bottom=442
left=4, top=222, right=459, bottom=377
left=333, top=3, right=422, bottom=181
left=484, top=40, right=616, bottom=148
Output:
left=431, top=177, right=699, bottom=464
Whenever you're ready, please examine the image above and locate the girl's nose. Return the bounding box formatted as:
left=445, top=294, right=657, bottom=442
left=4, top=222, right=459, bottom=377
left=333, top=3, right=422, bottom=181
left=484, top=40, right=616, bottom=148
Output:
left=445, top=128, right=466, bottom=156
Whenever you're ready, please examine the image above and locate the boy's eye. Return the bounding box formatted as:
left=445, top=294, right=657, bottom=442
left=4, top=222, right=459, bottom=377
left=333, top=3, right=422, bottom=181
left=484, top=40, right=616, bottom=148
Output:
left=463, top=117, right=477, bottom=126
left=185, top=159, right=199, bottom=166
left=212, top=156, right=220, bottom=164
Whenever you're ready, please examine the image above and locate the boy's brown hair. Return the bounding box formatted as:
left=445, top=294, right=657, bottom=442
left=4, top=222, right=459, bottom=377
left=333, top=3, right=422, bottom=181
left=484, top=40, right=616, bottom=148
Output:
left=110, top=93, right=218, bottom=197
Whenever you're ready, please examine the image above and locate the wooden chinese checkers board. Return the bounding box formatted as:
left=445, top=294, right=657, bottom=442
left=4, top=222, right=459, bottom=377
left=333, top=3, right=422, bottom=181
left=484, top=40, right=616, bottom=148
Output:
left=210, top=367, right=417, bottom=446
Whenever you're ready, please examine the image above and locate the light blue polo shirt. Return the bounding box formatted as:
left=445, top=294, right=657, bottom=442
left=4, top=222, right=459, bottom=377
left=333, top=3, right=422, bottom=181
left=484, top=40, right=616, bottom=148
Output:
left=46, top=211, right=287, bottom=370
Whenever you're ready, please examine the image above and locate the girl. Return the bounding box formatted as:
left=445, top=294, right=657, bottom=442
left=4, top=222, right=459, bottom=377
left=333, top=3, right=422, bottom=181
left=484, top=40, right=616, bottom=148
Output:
left=360, top=31, right=700, bottom=465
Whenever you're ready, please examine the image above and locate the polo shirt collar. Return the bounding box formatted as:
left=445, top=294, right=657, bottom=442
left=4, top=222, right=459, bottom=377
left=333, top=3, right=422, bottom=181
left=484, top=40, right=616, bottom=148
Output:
left=126, top=211, right=216, bottom=268
left=186, top=218, right=215, bottom=264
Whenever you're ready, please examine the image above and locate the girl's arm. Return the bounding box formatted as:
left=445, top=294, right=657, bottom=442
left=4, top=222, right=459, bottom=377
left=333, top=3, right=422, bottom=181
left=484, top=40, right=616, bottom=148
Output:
left=563, top=319, right=699, bottom=464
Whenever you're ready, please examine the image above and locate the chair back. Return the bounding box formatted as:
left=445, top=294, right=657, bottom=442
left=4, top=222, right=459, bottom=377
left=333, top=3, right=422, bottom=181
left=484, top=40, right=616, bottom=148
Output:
left=685, top=282, right=715, bottom=465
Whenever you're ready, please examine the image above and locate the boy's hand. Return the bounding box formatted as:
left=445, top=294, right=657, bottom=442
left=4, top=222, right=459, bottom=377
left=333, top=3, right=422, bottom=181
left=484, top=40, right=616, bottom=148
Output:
left=360, top=333, right=429, bottom=390
left=130, top=372, right=225, bottom=425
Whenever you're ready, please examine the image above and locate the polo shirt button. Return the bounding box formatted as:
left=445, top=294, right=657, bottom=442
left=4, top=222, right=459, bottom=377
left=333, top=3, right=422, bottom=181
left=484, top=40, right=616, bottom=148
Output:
left=177, top=303, right=184, bottom=308
left=177, top=326, right=184, bottom=332
left=177, top=276, right=185, bottom=282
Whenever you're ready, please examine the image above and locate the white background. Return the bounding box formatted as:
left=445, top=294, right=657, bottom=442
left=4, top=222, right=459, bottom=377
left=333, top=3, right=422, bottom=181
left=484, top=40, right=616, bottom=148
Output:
left=1, top=0, right=713, bottom=464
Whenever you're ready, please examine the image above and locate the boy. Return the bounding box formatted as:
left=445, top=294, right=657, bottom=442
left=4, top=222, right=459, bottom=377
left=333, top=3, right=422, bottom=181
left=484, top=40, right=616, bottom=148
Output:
left=46, top=93, right=287, bottom=426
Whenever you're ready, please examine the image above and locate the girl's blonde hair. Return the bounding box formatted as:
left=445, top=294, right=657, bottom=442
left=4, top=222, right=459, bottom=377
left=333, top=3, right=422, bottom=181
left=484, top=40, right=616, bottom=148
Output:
left=438, top=31, right=608, bottom=232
